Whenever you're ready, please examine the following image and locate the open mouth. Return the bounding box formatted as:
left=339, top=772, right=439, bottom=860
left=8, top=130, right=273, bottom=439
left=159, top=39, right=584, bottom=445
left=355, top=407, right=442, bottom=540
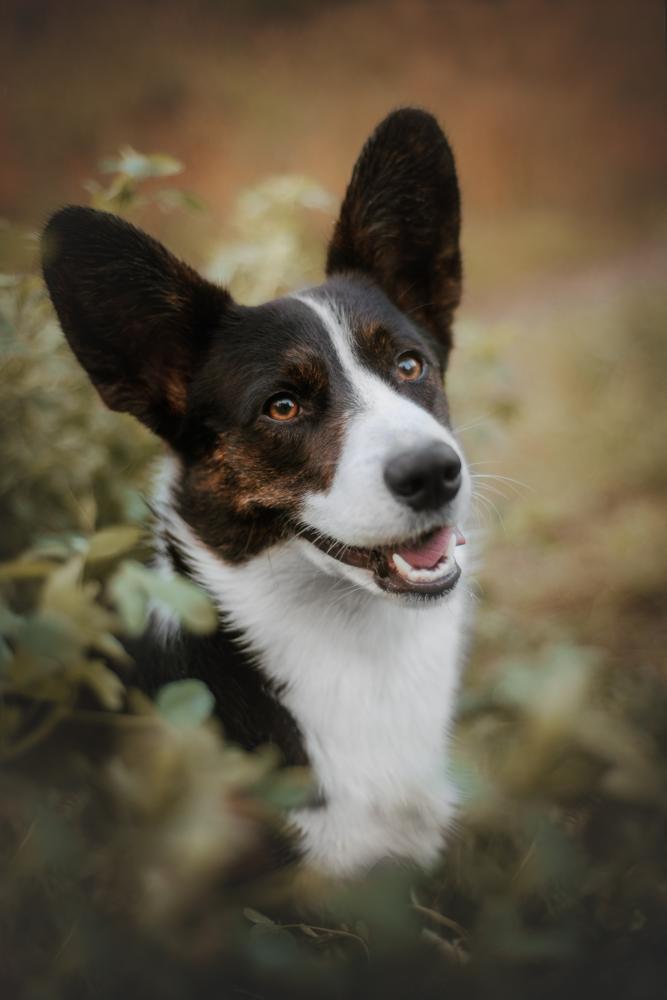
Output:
left=300, top=524, right=466, bottom=598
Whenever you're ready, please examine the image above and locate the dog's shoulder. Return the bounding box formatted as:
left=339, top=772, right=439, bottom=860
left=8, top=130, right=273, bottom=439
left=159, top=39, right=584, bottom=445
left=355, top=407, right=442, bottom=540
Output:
left=124, top=624, right=308, bottom=765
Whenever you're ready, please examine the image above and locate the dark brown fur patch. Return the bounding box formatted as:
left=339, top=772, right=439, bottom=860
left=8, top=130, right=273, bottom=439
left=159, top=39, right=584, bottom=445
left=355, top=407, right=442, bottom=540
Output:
left=178, top=411, right=347, bottom=563
left=167, top=297, right=351, bottom=562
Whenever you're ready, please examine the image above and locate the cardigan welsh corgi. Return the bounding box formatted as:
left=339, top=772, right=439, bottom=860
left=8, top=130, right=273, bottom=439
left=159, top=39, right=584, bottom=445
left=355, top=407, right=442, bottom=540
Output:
left=42, top=108, right=472, bottom=877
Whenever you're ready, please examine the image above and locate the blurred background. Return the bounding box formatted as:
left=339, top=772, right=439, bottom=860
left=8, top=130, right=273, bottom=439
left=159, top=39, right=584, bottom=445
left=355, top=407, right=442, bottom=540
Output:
left=1, top=2, right=666, bottom=998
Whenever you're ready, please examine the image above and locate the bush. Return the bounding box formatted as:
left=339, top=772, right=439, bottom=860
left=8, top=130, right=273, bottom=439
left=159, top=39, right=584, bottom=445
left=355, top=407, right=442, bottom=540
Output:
left=1, top=152, right=666, bottom=1000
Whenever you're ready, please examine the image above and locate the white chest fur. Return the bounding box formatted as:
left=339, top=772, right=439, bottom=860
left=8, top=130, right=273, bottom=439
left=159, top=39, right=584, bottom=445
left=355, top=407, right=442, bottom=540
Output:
left=278, top=579, right=467, bottom=875
left=237, top=553, right=467, bottom=875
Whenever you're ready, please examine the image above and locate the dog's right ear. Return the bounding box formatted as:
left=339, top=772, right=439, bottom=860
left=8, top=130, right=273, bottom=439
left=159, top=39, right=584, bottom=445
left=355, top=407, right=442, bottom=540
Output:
left=327, top=108, right=461, bottom=356
left=41, top=206, right=232, bottom=444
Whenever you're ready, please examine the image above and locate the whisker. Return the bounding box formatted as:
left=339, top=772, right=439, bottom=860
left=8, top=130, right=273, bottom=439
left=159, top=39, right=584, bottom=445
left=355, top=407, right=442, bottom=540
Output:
left=470, top=493, right=494, bottom=520
left=470, top=491, right=507, bottom=535
left=470, top=471, right=533, bottom=494
left=452, top=415, right=491, bottom=436
left=472, top=490, right=507, bottom=535
left=472, top=481, right=513, bottom=503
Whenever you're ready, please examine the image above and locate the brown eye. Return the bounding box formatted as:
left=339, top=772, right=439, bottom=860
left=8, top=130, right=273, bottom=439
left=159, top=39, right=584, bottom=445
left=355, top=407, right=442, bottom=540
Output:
left=395, top=351, right=425, bottom=382
left=265, top=394, right=300, bottom=421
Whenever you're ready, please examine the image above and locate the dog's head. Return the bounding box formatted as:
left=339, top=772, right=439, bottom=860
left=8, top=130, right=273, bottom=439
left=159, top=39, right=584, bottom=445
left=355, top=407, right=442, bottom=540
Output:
left=42, top=108, right=470, bottom=603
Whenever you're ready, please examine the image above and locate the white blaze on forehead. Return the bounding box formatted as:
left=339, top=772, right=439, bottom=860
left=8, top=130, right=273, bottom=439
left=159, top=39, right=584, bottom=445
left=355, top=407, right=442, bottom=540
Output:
left=293, top=291, right=458, bottom=442
left=292, top=292, right=470, bottom=547
left=292, top=293, right=369, bottom=403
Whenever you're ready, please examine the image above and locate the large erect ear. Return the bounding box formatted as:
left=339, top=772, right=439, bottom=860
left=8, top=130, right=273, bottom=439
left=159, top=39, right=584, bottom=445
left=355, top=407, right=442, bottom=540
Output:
left=41, top=207, right=231, bottom=443
left=327, top=108, right=462, bottom=352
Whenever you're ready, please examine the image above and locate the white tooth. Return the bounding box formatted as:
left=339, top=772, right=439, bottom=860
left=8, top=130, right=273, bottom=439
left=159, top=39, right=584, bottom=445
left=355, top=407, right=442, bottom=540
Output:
left=391, top=553, right=414, bottom=579
left=391, top=552, right=452, bottom=584
left=446, top=530, right=457, bottom=561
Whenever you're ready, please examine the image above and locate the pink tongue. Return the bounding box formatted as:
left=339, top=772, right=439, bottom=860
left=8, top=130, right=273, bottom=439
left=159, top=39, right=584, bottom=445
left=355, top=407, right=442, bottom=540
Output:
left=397, top=526, right=453, bottom=570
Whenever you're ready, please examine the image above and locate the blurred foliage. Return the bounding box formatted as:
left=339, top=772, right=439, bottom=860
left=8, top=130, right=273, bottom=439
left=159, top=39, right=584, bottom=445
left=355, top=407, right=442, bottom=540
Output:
left=1, top=151, right=666, bottom=1000
left=207, top=175, right=335, bottom=303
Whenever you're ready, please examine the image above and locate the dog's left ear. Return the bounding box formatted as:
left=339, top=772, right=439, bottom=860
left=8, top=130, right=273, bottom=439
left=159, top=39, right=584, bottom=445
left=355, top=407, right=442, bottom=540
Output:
left=327, top=108, right=461, bottom=354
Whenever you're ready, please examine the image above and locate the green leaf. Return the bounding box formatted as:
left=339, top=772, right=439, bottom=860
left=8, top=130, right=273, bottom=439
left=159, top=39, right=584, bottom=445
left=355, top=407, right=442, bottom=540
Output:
left=90, top=630, right=130, bottom=664
left=107, top=562, right=150, bottom=637
left=86, top=525, right=144, bottom=563
left=254, top=766, right=319, bottom=810
left=154, top=189, right=205, bottom=213
left=108, top=561, right=216, bottom=636
left=0, top=558, right=61, bottom=581
left=136, top=565, right=218, bottom=635
left=23, top=534, right=86, bottom=561
left=78, top=659, right=126, bottom=710
left=100, top=147, right=183, bottom=180
left=14, top=612, right=81, bottom=664
left=243, top=907, right=275, bottom=926
left=155, top=679, right=215, bottom=729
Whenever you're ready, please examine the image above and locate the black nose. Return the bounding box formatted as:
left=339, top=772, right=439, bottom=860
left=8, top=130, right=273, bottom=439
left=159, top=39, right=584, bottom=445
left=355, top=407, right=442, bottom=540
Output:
left=384, top=443, right=462, bottom=512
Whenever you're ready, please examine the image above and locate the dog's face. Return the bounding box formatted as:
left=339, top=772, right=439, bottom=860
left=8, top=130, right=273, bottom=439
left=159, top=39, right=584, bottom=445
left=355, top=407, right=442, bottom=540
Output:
left=42, top=109, right=469, bottom=603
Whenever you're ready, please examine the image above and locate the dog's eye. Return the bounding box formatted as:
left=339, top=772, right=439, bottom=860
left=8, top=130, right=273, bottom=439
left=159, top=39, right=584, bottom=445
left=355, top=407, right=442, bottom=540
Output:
left=264, top=394, right=300, bottom=422
left=395, top=351, right=426, bottom=382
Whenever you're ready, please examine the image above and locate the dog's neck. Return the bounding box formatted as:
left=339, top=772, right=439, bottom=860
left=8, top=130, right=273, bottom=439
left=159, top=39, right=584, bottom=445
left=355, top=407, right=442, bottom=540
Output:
left=152, top=455, right=471, bottom=875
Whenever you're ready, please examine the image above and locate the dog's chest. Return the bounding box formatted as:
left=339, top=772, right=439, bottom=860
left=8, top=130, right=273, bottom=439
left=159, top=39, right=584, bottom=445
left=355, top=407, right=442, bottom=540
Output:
left=245, top=585, right=467, bottom=875
left=284, top=646, right=461, bottom=875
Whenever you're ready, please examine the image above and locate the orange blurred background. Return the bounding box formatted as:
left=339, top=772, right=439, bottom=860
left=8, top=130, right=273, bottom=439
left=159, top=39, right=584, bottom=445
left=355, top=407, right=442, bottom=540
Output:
left=2, top=1, right=664, bottom=271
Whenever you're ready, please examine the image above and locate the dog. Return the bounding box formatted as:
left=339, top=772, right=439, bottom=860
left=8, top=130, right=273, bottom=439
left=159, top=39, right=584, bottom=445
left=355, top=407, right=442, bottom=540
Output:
left=42, top=108, right=472, bottom=877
